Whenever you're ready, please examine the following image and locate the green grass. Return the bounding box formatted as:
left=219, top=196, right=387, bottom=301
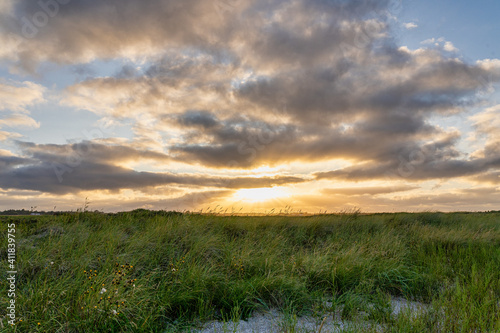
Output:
left=0, top=210, right=499, bottom=332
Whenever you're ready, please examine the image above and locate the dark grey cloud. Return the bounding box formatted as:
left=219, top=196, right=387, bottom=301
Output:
left=166, top=111, right=450, bottom=169
left=1, top=0, right=396, bottom=68
left=236, top=54, right=496, bottom=124
left=315, top=148, right=500, bottom=182
left=176, top=110, right=219, bottom=129
left=16, top=140, right=173, bottom=165
left=0, top=141, right=307, bottom=194
left=2, top=0, right=214, bottom=70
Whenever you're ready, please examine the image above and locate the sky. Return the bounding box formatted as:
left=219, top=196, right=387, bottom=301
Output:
left=0, top=0, right=499, bottom=213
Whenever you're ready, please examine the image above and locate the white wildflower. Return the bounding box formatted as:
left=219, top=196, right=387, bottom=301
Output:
left=100, top=288, right=106, bottom=294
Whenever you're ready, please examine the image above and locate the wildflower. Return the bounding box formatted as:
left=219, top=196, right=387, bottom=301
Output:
left=111, top=309, right=118, bottom=315
left=50, top=262, right=54, bottom=265
left=38, top=323, right=41, bottom=325
left=100, top=288, right=107, bottom=294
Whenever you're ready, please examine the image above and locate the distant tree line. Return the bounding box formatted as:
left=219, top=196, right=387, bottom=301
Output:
left=0, top=209, right=69, bottom=216
left=0, top=208, right=185, bottom=216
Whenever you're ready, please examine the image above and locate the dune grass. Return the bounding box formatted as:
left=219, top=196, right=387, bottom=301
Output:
left=0, top=210, right=499, bottom=332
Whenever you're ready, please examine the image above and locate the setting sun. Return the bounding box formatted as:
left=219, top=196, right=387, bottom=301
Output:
left=234, top=187, right=290, bottom=203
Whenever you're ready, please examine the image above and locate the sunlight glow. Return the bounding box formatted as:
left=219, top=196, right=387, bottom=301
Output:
left=234, top=187, right=290, bottom=203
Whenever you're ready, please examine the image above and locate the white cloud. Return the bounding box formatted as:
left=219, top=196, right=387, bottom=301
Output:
left=0, top=114, right=40, bottom=129
left=421, top=38, right=436, bottom=45
left=403, top=22, right=418, bottom=30
left=0, top=130, right=21, bottom=141
left=443, top=41, right=458, bottom=52
left=477, top=58, right=500, bottom=72
left=0, top=80, right=44, bottom=138
left=469, top=105, right=500, bottom=158
left=421, top=38, right=458, bottom=52
left=471, top=105, right=500, bottom=137
left=0, top=80, right=45, bottom=112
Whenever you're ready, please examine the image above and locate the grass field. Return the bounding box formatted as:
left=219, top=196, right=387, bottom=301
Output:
left=1, top=210, right=499, bottom=332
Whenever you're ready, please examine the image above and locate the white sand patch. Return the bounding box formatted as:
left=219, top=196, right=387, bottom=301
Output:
left=191, top=298, right=428, bottom=333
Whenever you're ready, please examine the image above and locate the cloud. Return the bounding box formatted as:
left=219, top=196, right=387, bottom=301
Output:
left=403, top=22, right=418, bottom=30
left=321, top=185, right=418, bottom=196
left=0, top=141, right=307, bottom=194
left=421, top=37, right=458, bottom=52
left=470, top=105, right=500, bottom=156
left=0, top=187, right=233, bottom=212
left=294, top=186, right=500, bottom=212
left=0, top=130, right=21, bottom=141
left=313, top=127, right=500, bottom=182
left=61, top=46, right=499, bottom=170
left=0, top=79, right=45, bottom=112
left=1, top=0, right=217, bottom=69
left=443, top=41, right=458, bottom=52
left=471, top=171, right=500, bottom=184
left=0, top=79, right=44, bottom=140
left=314, top=154, right=500, bottom=183
left=0, top=0, right=399, bottom=70
left=0, top=114, right=40, bottom=129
